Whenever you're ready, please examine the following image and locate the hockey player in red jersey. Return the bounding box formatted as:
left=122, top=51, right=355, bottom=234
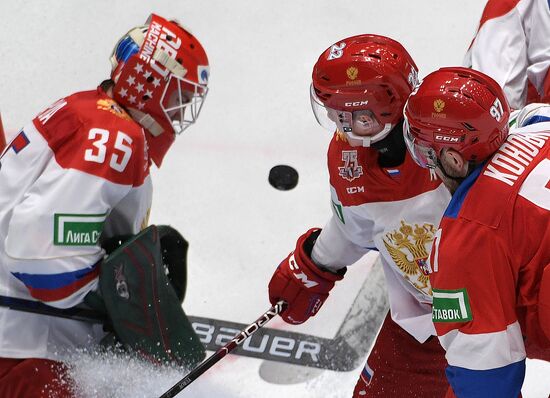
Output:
left=268, top=35, right=453, bottom=397
left=0, top=14, right=209, bottom=397
left=465, top=0, right=550, bottom=108
left=404, top=66, right=550, bottom=397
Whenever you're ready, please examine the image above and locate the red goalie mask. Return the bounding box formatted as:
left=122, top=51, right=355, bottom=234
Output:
left=110, top=14, right=210, bottom=166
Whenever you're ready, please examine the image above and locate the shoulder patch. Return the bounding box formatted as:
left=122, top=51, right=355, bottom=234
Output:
left=432, top=288, right=473, bottom=323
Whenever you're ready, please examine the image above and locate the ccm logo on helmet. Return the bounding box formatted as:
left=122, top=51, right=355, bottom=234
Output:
left=344, top=100, right=369, bottom=107
left=434, top=135, right=460, bottom=143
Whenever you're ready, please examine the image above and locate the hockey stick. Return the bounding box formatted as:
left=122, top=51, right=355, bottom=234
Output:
left=0, top=294, right=106, bottom=323
left=159, top=301, right=287, bottom=398
left=0, top=293, right=364, bottom=370
left=0, top=259, right=387, bottom=372
left=0, top=258, right=387, bottom=373
left=0, top=113, right=6, bottom=152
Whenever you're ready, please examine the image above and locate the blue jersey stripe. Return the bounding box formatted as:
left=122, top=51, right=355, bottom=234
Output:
left=524, top=115, right=550, bottom=126
left=443, top=163, right=485, bottom=219
left=12, top=262, right=99, bottom=290
left=446, top=360, right=525, bottom=398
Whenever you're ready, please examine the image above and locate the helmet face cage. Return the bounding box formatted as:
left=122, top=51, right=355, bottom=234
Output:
left=161, top=74, right=208, bottom=135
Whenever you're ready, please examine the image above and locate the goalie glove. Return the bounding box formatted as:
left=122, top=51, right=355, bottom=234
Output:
left=268, top=228, right=345, bottom=325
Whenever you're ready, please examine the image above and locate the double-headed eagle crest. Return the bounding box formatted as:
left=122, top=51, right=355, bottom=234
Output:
left=383, top=220, right=436, bottom=296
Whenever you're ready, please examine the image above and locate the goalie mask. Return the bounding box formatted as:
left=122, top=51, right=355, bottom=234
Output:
left=311, top=34, right=418, bottom=147
left=110, top=14, right=210, bottom=166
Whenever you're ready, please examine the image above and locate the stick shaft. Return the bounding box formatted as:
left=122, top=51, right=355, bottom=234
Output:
left=0, top=295, right=105, bottom=323
left=159, top=301, right=286, bottom=398
left=0, top=295, right=286, bottom=398
left=0, top=113, right=6, bottom=152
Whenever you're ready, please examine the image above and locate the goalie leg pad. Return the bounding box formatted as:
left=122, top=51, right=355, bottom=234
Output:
left=98, top=225, right=204, bottom=367
left=157, top=225, right=188, bottom=303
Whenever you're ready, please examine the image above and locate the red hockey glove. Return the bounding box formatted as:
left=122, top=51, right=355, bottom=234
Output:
left=268, top=228, right=345, bottom=325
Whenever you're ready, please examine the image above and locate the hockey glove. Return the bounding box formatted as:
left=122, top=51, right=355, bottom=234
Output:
left=268, top=228, right=345, bottom=325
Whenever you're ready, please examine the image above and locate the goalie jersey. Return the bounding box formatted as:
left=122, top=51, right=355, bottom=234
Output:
left=0, top=88, right=152, bottom=359
left=311, top=130, right=451, bottom=343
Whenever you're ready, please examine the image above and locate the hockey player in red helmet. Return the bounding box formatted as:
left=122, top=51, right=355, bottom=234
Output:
left=110, top=14, right=209, bottom=166
left=0, top=14, right=208, bottom=397
left=268, top=34, right=454, bottom=397
left=404, top=67, right=550, bottom=396
left=310, top=34, right=418, bottom=148
left=404, top=67, right=509, bottom=193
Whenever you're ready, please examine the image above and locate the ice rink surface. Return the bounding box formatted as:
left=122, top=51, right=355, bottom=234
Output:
left=0, top=0, right=549, bottom=396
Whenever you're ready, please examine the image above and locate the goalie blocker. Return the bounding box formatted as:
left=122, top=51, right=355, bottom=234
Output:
left=86, top=225, right=205, bottom=367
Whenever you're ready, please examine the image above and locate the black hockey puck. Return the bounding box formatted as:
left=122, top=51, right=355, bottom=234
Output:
left=268, top=165, right=299, bottom=191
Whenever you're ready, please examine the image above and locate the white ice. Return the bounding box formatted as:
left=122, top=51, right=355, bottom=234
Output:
left=0, top=0, right=549, bottom=397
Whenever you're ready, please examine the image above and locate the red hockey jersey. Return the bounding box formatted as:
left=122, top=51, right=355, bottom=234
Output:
left=429, top=112, right=550, bottom=397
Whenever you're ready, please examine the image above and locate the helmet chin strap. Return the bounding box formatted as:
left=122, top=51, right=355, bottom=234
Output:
left=344, top=123, right=393, bottom=147
left=127, top=108, right=165, bottom=136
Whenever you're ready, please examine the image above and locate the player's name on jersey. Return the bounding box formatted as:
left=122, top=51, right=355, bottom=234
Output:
left=483, top=132, right=550, bottom=186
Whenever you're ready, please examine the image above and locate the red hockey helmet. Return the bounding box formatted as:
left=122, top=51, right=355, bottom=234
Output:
left=110, top=14, right=209, bottom=166
left=403, top=67, right=509, bottom=169
left=311, top=34, right=418, bottom=146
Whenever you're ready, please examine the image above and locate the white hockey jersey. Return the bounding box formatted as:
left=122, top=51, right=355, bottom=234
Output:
left=464, top=0, right=550, bottom=109
left=311, top=131, right=451, bottom=343
left=0, top=88, right=152, bottom=359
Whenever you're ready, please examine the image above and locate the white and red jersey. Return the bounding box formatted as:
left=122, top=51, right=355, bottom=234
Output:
left=0, top=88, right=152, bottom=360
left=429, top=107, right=550, bottom=396
left=311, top=131, right=451, bottom=342
left=464, top=0, right=550, bottom=109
